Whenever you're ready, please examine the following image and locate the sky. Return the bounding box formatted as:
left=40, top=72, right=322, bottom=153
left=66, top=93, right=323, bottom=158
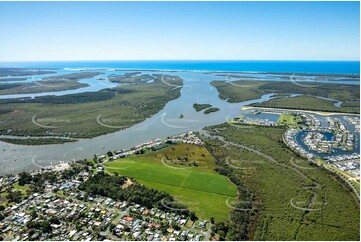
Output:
left=0, top=1, right=359, bottom=61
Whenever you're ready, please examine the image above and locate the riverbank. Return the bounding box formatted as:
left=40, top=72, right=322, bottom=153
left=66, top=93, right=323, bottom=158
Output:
left=242, top=106, right=360, bottom=116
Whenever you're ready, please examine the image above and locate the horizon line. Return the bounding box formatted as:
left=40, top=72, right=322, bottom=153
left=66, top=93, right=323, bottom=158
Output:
left=0, top=59, right=360, bottom=63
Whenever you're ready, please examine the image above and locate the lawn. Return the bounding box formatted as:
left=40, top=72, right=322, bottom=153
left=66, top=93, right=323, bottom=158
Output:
left=0, top=193, right=7, bottom=205
left=277, top=114, right=302, bottom=126
left=103, top=144, right=237, bottom=221
left=139, top=180, right=232, bottom=221
left=0, top=182, right=29, bottom=206
left=13, top=183, right=30, bottom=194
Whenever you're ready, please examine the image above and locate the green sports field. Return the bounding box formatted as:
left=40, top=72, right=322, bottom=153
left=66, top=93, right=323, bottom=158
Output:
left=103, top=144, right=237, bottom=221
left=277, top=113, right=302, bottom=126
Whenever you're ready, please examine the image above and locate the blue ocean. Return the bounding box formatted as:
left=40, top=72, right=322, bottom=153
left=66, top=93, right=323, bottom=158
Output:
left=0, top=60, right=359, bottom=74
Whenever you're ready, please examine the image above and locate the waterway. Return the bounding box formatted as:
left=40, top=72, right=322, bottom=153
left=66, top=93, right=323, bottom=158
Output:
left=0, top=69, right=359, bottom=175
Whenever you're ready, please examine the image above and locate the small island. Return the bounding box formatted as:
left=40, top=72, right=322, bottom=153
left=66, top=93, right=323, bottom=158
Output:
left=193, top=103, right=220, bottom=114
left=193, top=103, right=212, bottom=112
left=203, top=107, right=220, bottom=114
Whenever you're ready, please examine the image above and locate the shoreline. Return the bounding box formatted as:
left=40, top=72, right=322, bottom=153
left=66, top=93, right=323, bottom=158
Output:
left=241, top=106, right=360, bottom=116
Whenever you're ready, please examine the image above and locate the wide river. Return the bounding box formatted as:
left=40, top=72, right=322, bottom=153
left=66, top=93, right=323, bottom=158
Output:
left=0, top=70, right=359, bottom=175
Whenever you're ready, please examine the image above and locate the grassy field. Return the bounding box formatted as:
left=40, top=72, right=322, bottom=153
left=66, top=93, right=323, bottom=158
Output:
left=0, top=75, right=182, bottom=141
left=103, top=143, right=237, bottom=221
left=13, top=183, right=29, bottom=194
left=277, top=114, right=302, bottom=126
left=202, top=123, right=360, bottom=240
left=0, top=182, right=29, bottom=206
left=211, top=80, right=359, bottom=113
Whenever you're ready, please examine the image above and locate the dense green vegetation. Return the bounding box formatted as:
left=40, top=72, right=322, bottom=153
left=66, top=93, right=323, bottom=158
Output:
left=211, top=80, right=360, bottom=113
left=201, top=123, right=360, bottom=240
left=193, top=103, right=212, bottom=112
left=253, top=95, right=359, bottom=113
left=0, top=77, right=27, bottom=82
left=0, top=138, right=77, bottom=145
left=0, top=72, right=101, bottom=95
left=0, top=75, right=183, bottom=141
left=204, top=107, right=220, bottom=114
left=108, top=72, right=183, bottom=85
left=213, top=73, right=360, bottom=83
left=192, top=103, right=220, bottom=114
left=341, top=101, right=360, bottom=109
left=44, top=72, right=102, bottom=80
left=103, top=143, right=237, bottom=221
left=1, top=89, right=121, bottom=104
left=211, top=80, right=265, bottom=103
left=0, top=78, right=87, bottom=95
left=108, top=72, right=152, bottom=83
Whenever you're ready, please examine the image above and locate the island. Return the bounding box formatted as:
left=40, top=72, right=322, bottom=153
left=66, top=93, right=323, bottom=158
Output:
left=0, top=72, right=102, bottom=95
left=193, top=103, right=220, bottom=114
left=203, top=107, right=220, bottom=114
left=211, top=79, right=360, bottom=113
left=193, top=103, right=212, bottom=112
left=0, top=77, right=28, bottom=82
left=0, top=73, right=183, bottom=144
left=0, top=68, right=57, bottom=77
